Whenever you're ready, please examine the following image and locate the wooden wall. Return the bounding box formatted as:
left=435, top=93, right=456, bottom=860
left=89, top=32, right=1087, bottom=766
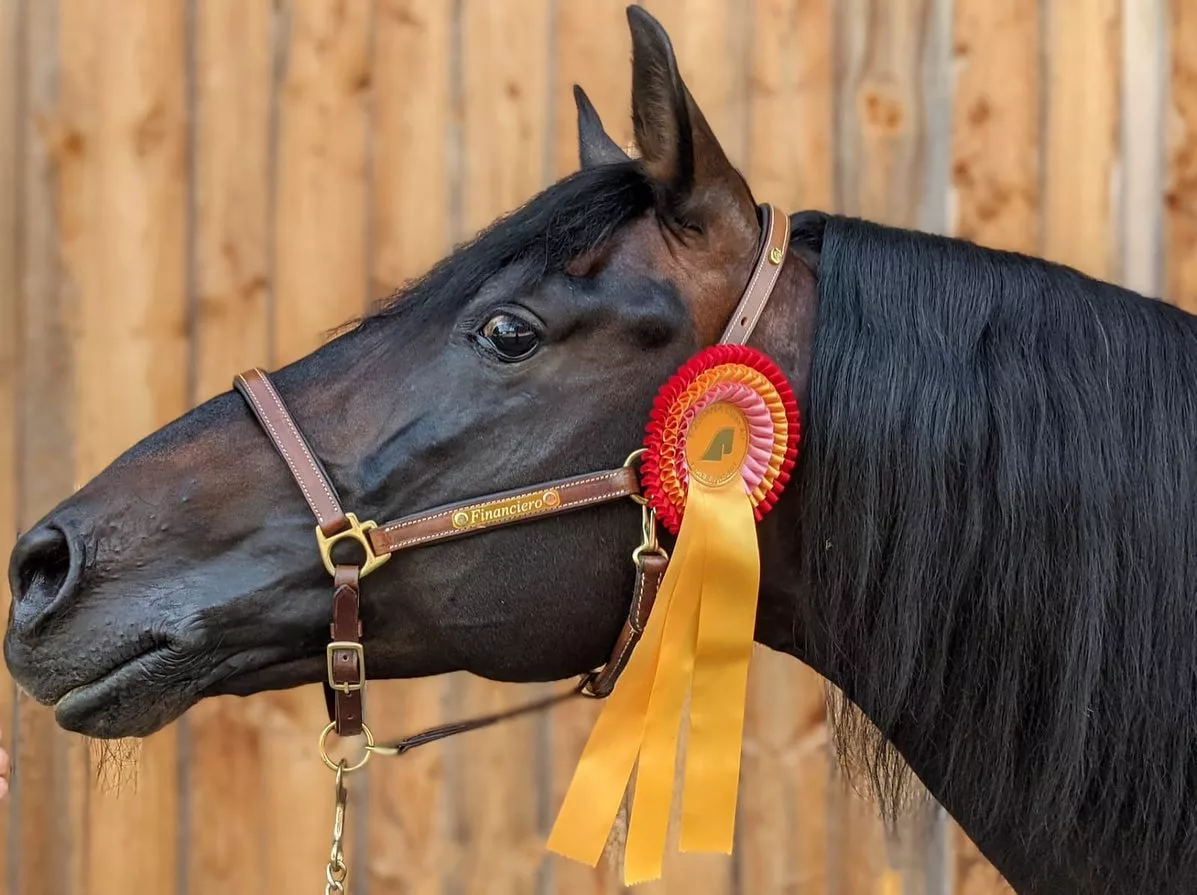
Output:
left=1, top=1, right=1193, bottom=893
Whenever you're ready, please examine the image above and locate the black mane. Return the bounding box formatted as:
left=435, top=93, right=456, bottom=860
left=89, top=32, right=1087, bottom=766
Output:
left=794, top=214, right=1197, bottom=891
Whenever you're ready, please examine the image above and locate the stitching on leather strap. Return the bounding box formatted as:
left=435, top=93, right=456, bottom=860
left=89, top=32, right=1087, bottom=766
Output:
left=379, top=480, right=633, bottom=552
left=255, top=373, right=343, bottom=524
left=376, top=469, right=631, bottom=537
left=238, top=377, right=335, bottom=528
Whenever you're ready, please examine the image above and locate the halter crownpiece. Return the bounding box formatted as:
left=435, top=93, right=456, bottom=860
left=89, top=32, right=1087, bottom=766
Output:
left=231, top=202, right=793, bottom=891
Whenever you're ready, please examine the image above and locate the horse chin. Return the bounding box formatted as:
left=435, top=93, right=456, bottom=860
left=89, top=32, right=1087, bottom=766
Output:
left=52, top=646, right=198, bottom=739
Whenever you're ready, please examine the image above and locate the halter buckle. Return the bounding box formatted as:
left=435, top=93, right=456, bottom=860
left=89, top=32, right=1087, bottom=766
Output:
left=316, top=512, right=391, bottom=578
left=326, top=641, right=366, bottom=693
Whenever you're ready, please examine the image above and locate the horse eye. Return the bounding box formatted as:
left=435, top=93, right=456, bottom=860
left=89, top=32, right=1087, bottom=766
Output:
left=479, top=312, right=539, bottom=361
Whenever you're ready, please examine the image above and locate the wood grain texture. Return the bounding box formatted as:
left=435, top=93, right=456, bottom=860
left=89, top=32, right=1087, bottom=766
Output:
left=0, top=0, right=17, bottom=884
left=950, top=0, right=1040, bottom=254
left=12, top=4, right=88, bottom=895
left=1043, top=0, right=1122, bottom=280
left=1167, top=0, right=1197, bottom=311
left=54, top=1, right=190, bottom=893
left=452, top=4, right=553, bottom=893
left=747, top=0, right=836, bottom=211
left=1119, top=0, right=1165, bottom=296
left=265, top=1, right=371, bottom=893
left=837, top=0, right=934, bottom=228
left=185, top=2, right=275, bottom=893
left=364, top=1, right=453, bottom=892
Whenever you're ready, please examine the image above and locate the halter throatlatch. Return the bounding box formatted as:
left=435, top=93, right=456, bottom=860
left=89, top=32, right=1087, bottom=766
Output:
left=232, top=203, right=793, bottom=891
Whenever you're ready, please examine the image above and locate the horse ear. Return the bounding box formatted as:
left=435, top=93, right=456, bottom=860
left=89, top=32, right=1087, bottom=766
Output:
left=625, top=5, right=756, bottom=230
left=574, top=85, right=629, bottom=169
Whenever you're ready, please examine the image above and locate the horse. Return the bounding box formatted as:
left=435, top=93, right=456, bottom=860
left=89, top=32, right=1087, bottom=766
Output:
left=5, top=7, right=1196, bottom=894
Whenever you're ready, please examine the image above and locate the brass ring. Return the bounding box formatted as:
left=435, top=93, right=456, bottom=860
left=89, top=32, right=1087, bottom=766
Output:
left=622, top=448, right=649, bottom=506
left=318, top=722, right=375, bottom=773
left=632, top=544, right=669, bottom=566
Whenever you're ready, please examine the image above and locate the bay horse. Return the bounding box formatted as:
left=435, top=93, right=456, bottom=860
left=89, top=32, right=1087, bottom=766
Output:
left=6, top=7, right=1197, bottom=894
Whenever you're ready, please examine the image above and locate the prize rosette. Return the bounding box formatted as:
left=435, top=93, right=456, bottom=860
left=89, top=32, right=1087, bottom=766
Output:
left=549, top=345, right=801, bottom=885
left=640, top=344, right=800, bottom=535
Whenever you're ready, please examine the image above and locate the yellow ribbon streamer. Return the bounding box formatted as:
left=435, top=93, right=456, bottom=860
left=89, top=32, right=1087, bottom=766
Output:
left=547, top=471, right=761, bottom=885
left=680, top=477, right=760, bottom=854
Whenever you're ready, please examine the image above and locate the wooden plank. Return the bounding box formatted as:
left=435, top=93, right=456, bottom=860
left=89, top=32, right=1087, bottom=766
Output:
left=836, top=0, right=935, bottom=230
left=363, top=2, right=453, bottom=893
left=54, top=1, right=190, bottom=893
left=747, top=0, right=836, bottom=211
left=12, top=2, right=92, bottom=893
left=949, top=0, right=1040, bottom=254
left=185, top=1, right=274, bottom=892
left=1042, top=0, right=1122, bottom=280
left=1119, top=0, right=1165, bottom=296
left=1166, top=0, right=1197, bottom=312
left=264, top=1, right=372, bottom=893
left=740, top=3, right=837, bottom=890
left=0, top=0, right=18, bottom=885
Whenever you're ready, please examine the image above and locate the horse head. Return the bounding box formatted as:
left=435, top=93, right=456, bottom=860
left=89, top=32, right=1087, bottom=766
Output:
left=3, top=7, right=816, bottom=740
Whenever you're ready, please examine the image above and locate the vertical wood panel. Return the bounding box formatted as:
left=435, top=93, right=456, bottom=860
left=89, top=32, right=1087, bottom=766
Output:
left=453, top=4, right=552, bottom=893
left=365, top=1, right=453, bottom=892
left=13, top=3, right=88, bottom=894
left=949, top=0, right=1040, bottom=254
left=1167, top=0, right=1197, bottom=312
left=741, top=4, right=836, bottom=895
left=1120, top=0, right=1165, bottom=296
left=185, top=2, right=275, bottom=892
left=1043, top=0, right=1122, bottom=280
left=0, top=0, right=18, bottom=881
left=837, top=0, right=934, bottom=229
left=56, top=1, right=190, bottom=893
left=265, top=1, right=371, bottom=893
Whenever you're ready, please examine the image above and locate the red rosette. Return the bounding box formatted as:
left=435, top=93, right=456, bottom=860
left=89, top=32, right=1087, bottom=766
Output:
left=641, top=344, right=800, bottom=535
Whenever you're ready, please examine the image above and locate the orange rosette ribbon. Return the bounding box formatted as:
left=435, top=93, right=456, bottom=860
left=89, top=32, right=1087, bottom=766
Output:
left=548, top=344, right=800, bottom=884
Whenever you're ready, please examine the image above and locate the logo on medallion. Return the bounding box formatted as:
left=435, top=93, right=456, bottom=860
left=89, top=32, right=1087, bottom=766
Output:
left=451, top=511, right=470, bottom=529
left=685, top=403, right=749, bottom=487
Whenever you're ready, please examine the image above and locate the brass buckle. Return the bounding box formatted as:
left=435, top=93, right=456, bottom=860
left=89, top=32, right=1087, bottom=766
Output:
left=326, top=641, right=366, bottom=693
left=316, top=512, right=391, bottom=578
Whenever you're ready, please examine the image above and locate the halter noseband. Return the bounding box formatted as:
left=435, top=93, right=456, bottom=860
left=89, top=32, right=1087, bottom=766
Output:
left=232, top=203, right=791, bottom=756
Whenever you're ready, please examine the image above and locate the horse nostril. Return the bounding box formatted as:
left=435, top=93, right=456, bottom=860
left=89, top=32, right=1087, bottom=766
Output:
left=8, top=524, right=82, bottom=628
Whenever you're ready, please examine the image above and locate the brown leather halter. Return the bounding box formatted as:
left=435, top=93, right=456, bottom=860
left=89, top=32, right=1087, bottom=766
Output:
left=232, top=204, right=791, bottom=761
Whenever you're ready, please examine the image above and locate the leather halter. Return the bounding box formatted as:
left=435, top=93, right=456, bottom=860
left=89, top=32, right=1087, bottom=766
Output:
left=232, top=203, right=791, bottom=753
